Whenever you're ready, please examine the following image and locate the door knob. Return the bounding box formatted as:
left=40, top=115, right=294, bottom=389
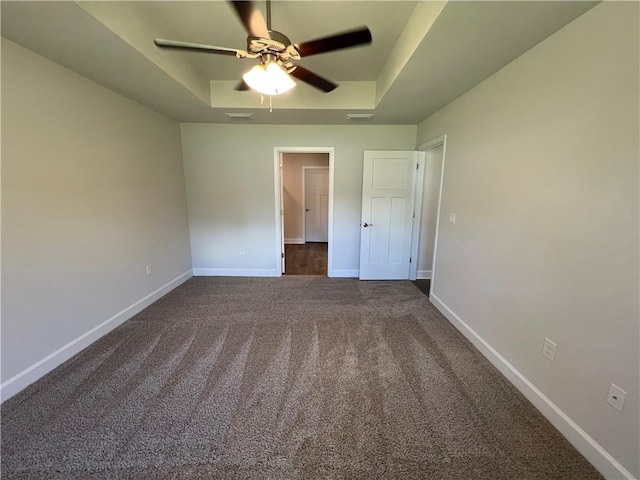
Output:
left=363, top=222, right=373, bottom=227
left=305, top=208, right=310, bottom=212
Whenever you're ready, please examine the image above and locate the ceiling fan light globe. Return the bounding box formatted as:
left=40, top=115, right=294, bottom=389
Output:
left=242, top=62, right=295, bottom=96
left=265, top=62, right=296, bottom=92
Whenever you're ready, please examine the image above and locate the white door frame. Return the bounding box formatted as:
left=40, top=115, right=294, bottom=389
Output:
left=409, top=152, right=426, bottom=281
left=274, top=147, right=335, bottom=276
left=416, top=135, right=447, bottom=297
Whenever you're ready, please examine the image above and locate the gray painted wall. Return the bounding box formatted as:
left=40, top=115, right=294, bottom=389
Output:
left=417, top=3, right=639, bottom=477
left=180, top=124, right=417, bottom=277
left=2, top=3, right=637, bottom=476
left=1, top=39, right=193, bottom=396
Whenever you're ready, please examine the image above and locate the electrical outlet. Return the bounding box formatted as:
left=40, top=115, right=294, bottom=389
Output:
left=146, top=264, right=153, bottom=276
left=449, top=213, right=456, bottom=224
left=542, top=337, right=556, bottom=361
left=239, top=247, right=245, bottom=255
left=607, top=383, right=627, bottom=411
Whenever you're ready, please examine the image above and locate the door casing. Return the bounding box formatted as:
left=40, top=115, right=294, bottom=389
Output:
left=274, top=147, right=335, bottom=276
left=415, top=135, right=447, bottom=295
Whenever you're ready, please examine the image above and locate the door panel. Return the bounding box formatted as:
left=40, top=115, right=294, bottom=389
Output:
left=305, top=168, right=329, bottom=242
left=360, top=151, right=418, bottom=280
left=372, top=158, right=409, bottom=189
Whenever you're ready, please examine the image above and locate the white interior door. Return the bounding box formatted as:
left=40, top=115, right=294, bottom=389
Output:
left=304, top=167, right=329, bottom=242
left=359, top=151, right=418, bottom=280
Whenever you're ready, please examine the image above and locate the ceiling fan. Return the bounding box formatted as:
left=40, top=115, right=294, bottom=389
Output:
left=154, top=0, right=372, bottom=95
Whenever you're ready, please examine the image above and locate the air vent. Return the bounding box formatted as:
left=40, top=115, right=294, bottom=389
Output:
left=346, top=113, right=374, bottom=121
left=225, top=113, right=253, bottom=120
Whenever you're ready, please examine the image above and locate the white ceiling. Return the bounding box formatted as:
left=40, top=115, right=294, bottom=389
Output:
left=1, top=0, right=598, bottom=125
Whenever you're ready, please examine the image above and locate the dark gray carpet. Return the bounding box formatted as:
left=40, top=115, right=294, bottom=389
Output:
left=1, top=277, right=602, bottom=479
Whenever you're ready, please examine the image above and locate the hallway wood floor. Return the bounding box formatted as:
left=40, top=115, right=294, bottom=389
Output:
left=412, top=279, right=430, bottom=297
left=284, top=243, right=327, bottom=275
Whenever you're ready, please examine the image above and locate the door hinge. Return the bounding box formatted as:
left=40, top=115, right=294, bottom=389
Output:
left=281, top=253, right=285, bottom=258
left=409, top=257, right=412, bottom=263
left=413, top=213, right=416, bottom=218
left=416, top=163, right=419, bottom=170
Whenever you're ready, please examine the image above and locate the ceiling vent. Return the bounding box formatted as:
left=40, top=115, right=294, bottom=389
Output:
left=225, top=113, right=253, bottom=120
left=346, top=113, right=374, bottom=121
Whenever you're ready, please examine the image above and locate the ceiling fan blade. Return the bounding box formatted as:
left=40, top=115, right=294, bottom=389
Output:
left=289, top=66, right=337, bottom=93
left=234, top=79, right=251, bottom=91
left=295, top=27, right=372, bottom=57
left=229, top=1, right=270, bottom=39
left=154, top=38, right=242, bottom=56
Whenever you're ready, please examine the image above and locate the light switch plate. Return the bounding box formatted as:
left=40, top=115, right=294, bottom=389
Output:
left=449, top=213, right=456, bottom=224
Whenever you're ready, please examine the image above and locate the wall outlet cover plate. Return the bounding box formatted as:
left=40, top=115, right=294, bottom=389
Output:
left=607, top=383, right=627, bottom=411
left=542, top=337, right=557, bottom=361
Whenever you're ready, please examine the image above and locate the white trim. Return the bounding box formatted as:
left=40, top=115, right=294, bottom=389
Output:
left=327, top=154, right=335, bottom=276
left=416, top=270, right=432, bottom=279
left=417, top=135, right=447, bottom=299
left=429, top=293, right=637, bottom=480
left=193, top=268, right=280, bottom=277
left=418, top=135, right=447, bottom=152
left=280, top=154, right=285, bottom=273
left=410, top=152, right=426, bottom=280
left=284, top=238, right=305, bottom=245
left=274, top=147, right=335, bottom=277
left=329, top=269, right=359, bottom=278
left=275, top=153, right=285, bottom=274
left=0, top=270, right=193, bottom=403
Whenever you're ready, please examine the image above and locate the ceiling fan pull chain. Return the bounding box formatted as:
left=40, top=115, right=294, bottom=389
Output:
left=269, top=95, right=273, bottom=113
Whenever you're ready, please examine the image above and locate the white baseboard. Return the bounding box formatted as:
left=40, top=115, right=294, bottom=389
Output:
left=429, top=293, right=636, bottom=480
left=417, top=270, right=432, bottom=279
left=194, top=267, right=356, bottom=278
left=284, top=238, right=305, bottom=245
left=193, top=268, right=281, bottom=277
left=0, top=270, right=193, bottom=403
left=329, top=269, right=359, bottom=278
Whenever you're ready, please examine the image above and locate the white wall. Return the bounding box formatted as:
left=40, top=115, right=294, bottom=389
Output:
left=180, top=124, right=417, bottom=277
left=417, top=3, right=639, bottom=478
left=282, top=152, right=329, bottom=243
left=1, top=39, right=193, bottom=400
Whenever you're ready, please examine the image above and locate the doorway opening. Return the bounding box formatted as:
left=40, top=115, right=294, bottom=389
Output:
left=274, top=147, right=335, bottom=276
left=412, top=135, right=447, bottom=297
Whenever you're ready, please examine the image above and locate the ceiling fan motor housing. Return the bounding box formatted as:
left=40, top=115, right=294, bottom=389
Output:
left=247, top=30, right=301, bottom=61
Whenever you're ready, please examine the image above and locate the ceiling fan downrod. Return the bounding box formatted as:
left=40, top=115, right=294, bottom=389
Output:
left=266, top=0, right=272, bottom=31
